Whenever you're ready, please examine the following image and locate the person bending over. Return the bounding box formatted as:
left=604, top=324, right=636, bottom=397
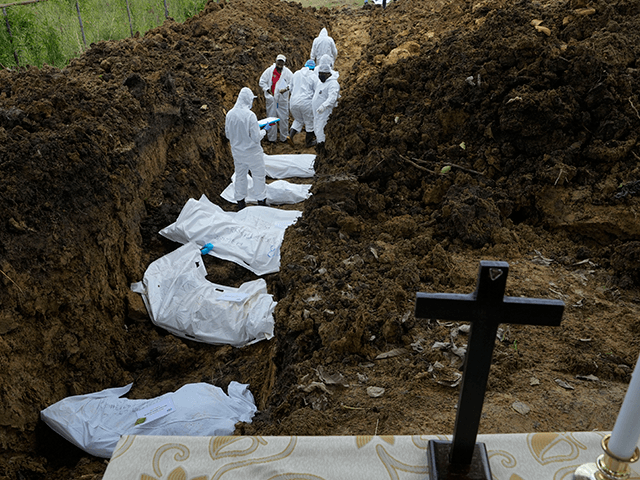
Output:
left=288, top=59, right=319, bottom=148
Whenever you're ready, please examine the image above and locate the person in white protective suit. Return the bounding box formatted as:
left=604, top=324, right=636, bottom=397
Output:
left=225, top=87, right=271, bottom=210
left=258, top=54, right=294, bottom=143
left=312, top=62, right=340, bottom=145
left=287, top=59, right=320, bottom=148
left=310, top=27, right=338, bottom=68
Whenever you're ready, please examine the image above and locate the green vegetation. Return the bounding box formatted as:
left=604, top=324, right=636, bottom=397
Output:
left=0, top=5, right=64, bottom=67
left=0, top=0, right=208, bottom=68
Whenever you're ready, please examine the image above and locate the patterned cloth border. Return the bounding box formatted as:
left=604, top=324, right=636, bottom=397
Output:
left=103, top=432, right=640, bottom=480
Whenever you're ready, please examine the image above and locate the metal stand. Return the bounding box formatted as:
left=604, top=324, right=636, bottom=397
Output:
left=428, top=440, right=491, bottom=480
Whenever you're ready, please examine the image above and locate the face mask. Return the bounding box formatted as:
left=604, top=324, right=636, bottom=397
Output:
left=319, top=73, right=330, bottom=82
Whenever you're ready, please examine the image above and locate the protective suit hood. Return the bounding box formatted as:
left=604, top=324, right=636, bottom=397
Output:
left=319, top=54, right=332, bottom=67
left=319, top=28, right=328, bottom=37
left=235, top=87, right=256, bottom=109
left=318, top=54, right=339, bottom=80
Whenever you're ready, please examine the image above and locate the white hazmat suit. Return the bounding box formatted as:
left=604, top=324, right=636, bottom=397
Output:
left=312, top=64, right=340, bottom=144
left=290, top=64, right=319, bottom=136
left=259, top=60, right=293, bottom=142
left=310, top=28, right=338, bottom=68
left=225, top=87, right=267, bottom=203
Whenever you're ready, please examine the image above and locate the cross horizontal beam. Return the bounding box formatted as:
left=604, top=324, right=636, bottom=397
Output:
left=415, top=292, right=564, bottom=326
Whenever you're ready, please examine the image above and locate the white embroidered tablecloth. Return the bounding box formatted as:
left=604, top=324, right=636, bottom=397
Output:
left=103, top=431, right=640, bottom=480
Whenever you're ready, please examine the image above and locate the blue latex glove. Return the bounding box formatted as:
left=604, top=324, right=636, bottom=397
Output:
left=264, top=123, right=272, bottom=132
left=200, top=243, right=214, bottom=255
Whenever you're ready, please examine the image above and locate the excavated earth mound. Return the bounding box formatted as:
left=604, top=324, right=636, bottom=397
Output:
left=0, top=0, right=639, bottom=478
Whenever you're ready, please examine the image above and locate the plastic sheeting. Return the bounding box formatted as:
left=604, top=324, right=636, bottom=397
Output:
left=131, top=242, right=275, bottom=346
left=220, top=173, right=312, bottom=205
left=40, top=382, right=257, bottom=458
left=159, top=194, right=301, bottom=276
left=265, top=154, right=315, bottom=179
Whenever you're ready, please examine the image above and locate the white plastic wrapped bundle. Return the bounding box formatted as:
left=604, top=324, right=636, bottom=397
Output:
left=220, top=173, right=312, bottom=205
left=131, top=242, right=275, bottom=346
left=264, top=153, right=315, bottom=179
left=40, top=382, right=257, bottom=458
left=159, top=194, right=301, bottom=275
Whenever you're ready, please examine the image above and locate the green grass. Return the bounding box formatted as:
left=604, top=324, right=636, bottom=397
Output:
left=0, top=0, right=208, bottom=68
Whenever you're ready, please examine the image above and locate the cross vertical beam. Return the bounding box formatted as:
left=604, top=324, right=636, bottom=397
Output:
left=415, top=260, right=564, bottom=475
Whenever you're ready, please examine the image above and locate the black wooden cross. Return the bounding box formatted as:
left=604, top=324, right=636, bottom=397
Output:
left=415, top=260, right=564, bottom=477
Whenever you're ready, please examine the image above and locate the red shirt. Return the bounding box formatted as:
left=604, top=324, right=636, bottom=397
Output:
left=270, top=68, right=282, bottom=95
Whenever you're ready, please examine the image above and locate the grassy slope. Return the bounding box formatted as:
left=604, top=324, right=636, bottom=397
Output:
left=0, top=0, right=207, bottom=68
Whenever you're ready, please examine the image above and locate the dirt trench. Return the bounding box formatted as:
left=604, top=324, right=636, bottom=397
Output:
left=0, top=0, right=640, bottom=478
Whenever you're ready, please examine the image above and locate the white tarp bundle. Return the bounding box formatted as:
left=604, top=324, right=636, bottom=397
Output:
left=265, top=154, right=315, bottom=179
left=131, top=242, right=275, bottom=346
left=159, top=194, right=301, bottom=276
left=40, top=382, right=257, bottom=458
left=220, top=173, right=312, bottom=205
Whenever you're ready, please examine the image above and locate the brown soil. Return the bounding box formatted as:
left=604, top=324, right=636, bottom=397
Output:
left=1, top=0, right=639, bottom=478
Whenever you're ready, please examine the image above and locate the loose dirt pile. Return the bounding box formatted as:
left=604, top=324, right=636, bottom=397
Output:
left=0, top=0, right=639, bottom=478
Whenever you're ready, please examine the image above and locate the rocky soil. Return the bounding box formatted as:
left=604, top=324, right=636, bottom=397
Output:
left=0, top=0, right=639, bottom=478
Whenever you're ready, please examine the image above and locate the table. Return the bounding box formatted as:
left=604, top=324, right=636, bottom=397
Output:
left=103, top=431, right=640, bottom=479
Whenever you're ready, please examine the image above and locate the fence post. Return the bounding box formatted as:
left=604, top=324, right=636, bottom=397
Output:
left=75, top=0, right=86, bottom=48
left=125, top=0, right=133, bottom=36
left=2, top=7, right=19, bottom=65
left=163, top=0, right=168, bottom=19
